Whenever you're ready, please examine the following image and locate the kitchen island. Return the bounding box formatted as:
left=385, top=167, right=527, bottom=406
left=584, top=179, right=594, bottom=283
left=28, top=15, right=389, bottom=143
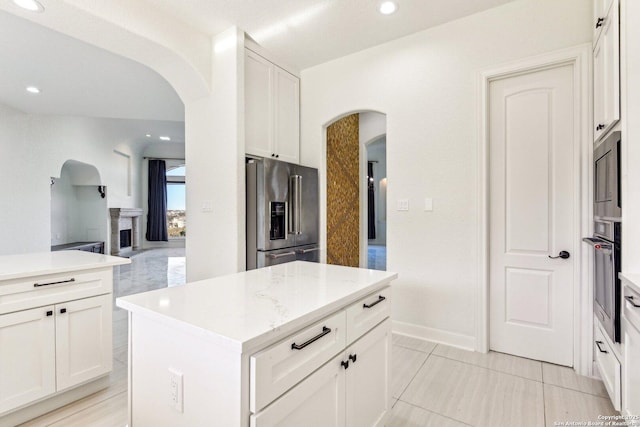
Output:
left=117, top=261, right=397, bottom=427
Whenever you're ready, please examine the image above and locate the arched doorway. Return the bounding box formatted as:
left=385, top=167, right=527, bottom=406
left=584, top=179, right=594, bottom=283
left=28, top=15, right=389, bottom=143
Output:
left=325, top=111, right=387, bottom=269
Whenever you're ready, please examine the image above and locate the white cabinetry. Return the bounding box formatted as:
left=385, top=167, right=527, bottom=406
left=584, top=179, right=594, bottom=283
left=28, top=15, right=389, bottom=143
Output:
left=55, top=294, right=112, bottom=391
left=245, top=48, right=300, bottom=164
left=593, top=321, right=621, bottom=410
left=0, top=307, right=56, bottom=413
left=0, top=294, right=112, bottom=414
left=622, top=279, right=640, bottom=416
left=250, top=289, right=391, bottom=427
left=251, top=319, right=391, bottom=427
left=593, top=0, right=620, bottom=143
left=593, top=0, right=614, bottom=41
left=0, top=252, right=126, bottom=423
left=118, top=262, right=397, bottom=427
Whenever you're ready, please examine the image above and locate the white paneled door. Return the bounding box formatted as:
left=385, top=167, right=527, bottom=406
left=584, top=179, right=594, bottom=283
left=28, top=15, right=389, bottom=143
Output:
left=489, top=64, right=575, bottom=366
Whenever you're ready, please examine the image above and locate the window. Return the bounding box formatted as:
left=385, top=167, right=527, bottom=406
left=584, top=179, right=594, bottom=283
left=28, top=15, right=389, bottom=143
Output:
left=166, top=165, right=185, bottom=238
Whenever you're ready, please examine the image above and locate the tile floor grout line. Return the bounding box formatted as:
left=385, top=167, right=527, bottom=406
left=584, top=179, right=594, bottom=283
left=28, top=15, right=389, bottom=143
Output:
left=543, top=382, right=609, bottom=399
left=394, top=347, right=433, bottom=401
left=542, top=375, right=547, bottom=427
left=396, top=399, right=475, bottom=427
left=428, top=353, right=544, bottom=383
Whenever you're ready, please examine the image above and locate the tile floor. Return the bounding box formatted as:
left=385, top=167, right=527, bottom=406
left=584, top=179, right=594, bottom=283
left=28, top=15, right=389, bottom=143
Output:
left=368, top=244, right=387, bottom=271
left=17, top=249, right=617, bottom=427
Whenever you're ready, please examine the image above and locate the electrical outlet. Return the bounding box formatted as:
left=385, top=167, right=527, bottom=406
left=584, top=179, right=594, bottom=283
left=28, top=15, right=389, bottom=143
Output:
left=397, top=199, right=409, bottom=211
left=168, top=368, right=183, bottom=413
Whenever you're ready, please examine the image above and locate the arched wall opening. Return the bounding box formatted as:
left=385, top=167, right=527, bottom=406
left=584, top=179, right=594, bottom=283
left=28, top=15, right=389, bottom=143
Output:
left=51, top=160, right=108, bottom=252
left=323, top=110, right=387, bottom=269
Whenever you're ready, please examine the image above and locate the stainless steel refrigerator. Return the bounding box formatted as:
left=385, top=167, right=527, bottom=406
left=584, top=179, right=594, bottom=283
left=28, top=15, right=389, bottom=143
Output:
left=246, top=158, right=320, bottom=269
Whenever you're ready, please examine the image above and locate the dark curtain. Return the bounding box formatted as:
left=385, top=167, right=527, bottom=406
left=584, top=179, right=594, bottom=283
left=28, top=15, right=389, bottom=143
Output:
left=368, top=162, right=376, bottom=240
left=146, top=160, right=169, bottom=241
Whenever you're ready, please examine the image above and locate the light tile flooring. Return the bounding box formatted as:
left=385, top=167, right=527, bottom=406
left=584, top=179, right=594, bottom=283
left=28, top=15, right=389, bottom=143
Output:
left=368, top=244, right=387, bottom=271
left=17, top=249, right=616, bottom=427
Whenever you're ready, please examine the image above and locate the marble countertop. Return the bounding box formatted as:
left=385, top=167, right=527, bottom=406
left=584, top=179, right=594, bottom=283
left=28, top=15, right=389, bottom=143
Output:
left=117, top=261, right=397, bottom=353
left=620, top=272, right=640, bottom=293
left=0, top=250, right=131, bottom=281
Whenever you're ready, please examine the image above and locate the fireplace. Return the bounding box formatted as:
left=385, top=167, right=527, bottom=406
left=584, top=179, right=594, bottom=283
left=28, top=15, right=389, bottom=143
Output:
left=109, top=208, right=143, bottom=256
left=120, top=229, right=132, bottom=248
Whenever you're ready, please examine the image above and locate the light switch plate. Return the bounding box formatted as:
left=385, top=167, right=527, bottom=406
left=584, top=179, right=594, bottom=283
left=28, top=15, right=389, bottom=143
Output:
left=424, top=198, right=433, bottom=211
left=397, top=199, right=409, bottom=211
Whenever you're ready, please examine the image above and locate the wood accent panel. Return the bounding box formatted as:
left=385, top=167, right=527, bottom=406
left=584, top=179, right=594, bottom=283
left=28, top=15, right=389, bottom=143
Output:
left=326, top=114, right=359, bottom=267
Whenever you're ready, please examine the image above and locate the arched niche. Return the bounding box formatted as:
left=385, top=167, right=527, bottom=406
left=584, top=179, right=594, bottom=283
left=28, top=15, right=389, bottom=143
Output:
left=51, top=160, right=109, bottom=252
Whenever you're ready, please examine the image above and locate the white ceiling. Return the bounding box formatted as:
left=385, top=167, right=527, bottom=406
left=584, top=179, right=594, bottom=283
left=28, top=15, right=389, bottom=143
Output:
left=146, top=0, right=517, bottom=70
left=0, top=0, right=516, bottom=127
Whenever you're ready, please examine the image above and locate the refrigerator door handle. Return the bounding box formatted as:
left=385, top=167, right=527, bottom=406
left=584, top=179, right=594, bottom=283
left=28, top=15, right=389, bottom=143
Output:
left=268, top=251, right=297, bottom=259
left=289, top=175, right=302, bottom=235
left=296, top=247, right=320, bottom=254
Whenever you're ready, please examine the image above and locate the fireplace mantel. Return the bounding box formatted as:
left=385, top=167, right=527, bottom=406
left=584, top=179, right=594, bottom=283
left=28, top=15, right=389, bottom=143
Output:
left=109, top=208, right=143, bottom=256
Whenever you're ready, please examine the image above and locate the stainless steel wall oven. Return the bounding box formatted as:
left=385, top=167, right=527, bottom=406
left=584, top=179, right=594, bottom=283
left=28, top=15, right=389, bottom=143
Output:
left=584, top=131, right=622, bottom=343
left=584, top=220, right=621, bottom=342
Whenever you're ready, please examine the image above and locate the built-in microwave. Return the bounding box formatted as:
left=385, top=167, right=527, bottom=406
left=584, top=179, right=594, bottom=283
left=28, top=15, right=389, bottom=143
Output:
left=594, top=131, right=621, bottom=220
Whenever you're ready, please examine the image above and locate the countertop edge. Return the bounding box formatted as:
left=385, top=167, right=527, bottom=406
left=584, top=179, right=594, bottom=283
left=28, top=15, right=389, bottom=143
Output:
left=0, top=253, right=131, bottom=282
left=117, top=273, right=396, bottom=355
left=620, top=272, right=640, bottom=294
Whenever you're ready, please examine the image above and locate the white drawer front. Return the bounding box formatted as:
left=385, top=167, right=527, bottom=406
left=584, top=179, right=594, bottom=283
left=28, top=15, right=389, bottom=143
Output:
left=250, top=353, right=346, bottom=427
left=0, top=269, right=112, bottom=315
left=346, top=288, right=391, bottom=344
left=623, top=284, right=640, bottom=333
left=250, top=310, right=346, bottom=413
left=594, top=324, right=621, bottom=410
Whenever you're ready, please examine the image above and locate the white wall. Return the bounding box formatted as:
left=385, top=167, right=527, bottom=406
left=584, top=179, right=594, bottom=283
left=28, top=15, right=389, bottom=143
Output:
left=621, top=0, right=640, bottom=272
left=301, top=0, right=591, bottom=347
left=0, top=103, right=143, bottom=255
left=185, top=27, right=246, bottom=281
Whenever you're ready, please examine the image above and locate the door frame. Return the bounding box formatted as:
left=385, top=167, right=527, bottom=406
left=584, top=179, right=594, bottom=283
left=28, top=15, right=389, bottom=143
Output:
left=476, top=44, right=593, bottom=375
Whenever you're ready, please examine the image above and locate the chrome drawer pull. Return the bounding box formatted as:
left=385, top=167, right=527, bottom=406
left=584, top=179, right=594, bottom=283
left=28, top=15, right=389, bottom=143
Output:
left=34, top=278, right=75, bottom=288
left=291, top=326, right=331, bottom=350
left=625, top=295, right=640, bottom=308
left=595, top=341, right=608, bottom=354
left=363, top=295, right=386, bottom=309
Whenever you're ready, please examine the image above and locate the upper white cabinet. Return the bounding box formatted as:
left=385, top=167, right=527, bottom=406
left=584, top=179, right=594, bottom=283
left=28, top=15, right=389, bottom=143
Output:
left=593, top=0, right=620, bottom=143
left=245, top=48, right=300, bottom=164
left=593, top=0, right=614, bottom=42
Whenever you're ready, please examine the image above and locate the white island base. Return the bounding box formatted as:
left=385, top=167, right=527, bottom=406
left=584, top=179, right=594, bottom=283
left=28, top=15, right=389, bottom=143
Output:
left=117, top=261, right=397, bottom=427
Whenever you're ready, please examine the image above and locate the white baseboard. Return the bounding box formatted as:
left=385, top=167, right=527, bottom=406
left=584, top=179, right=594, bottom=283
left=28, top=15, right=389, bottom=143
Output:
left=392, top=320, right=476, bottom=351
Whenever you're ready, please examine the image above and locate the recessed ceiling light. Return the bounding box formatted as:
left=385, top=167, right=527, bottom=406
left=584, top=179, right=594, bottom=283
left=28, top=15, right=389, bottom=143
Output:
left=159, top=136, right=171, bottom=141
left=13, top=0, right=45, bottom=12
left=26, top=86, right=41, bottom=94
left=379, top=1, right=397, bottom=15
left=145, top=134, right=151, bottom=138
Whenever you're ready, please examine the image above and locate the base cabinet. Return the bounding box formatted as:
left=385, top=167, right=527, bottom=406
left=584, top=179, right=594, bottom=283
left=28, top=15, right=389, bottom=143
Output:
left=56, top=294, right=112, bottom=391
left=251, top=319, right=391, bottom=427
left=623, top=319, right=640, bottom=415
left=0, top=294, right=112, bottom=415
left=0, top=306, right=56, bottom=413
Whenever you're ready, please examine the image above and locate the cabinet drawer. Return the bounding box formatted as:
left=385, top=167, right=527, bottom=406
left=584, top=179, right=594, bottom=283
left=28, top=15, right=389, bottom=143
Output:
left=250, top=353, right=346, bottom=427
left=346, top=288, right=391, bottom=344
left=594, top=324, right=621, bottom=410
left=623, top=284, right=640, bottom=333
left=0, top=269, right=112, bottom=315
left=250, top=310, right=346, bottom=413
